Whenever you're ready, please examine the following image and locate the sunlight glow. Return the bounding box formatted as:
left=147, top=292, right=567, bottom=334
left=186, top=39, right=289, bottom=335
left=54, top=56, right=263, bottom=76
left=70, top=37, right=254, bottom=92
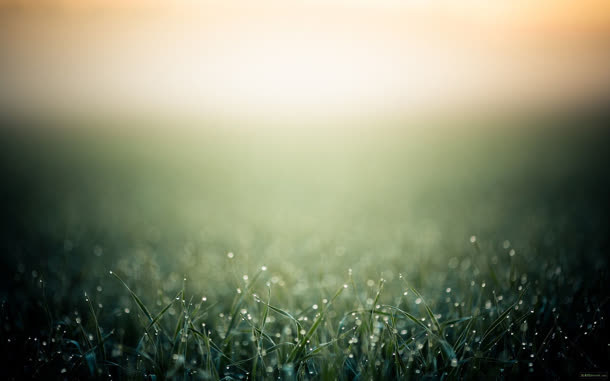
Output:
left=1, top=0, right=609, bottom=120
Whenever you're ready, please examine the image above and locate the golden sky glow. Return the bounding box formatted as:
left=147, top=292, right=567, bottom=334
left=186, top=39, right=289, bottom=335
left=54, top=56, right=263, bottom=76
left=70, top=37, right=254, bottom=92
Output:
left=1, top=0, right=609, bottom=120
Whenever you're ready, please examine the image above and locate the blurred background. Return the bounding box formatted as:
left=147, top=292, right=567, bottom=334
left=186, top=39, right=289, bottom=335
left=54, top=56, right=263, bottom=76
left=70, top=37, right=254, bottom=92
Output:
left=1, top=0, right=609, bottom=283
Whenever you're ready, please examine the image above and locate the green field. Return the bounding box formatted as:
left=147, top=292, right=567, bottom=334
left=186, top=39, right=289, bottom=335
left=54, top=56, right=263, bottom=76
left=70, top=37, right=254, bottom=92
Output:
left=0, top=114, right=608, bottom=379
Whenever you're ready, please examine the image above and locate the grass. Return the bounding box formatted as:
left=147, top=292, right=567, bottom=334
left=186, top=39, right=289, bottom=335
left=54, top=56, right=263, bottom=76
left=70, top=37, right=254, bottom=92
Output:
left=9, top=249, right=604, bottom=380
left=0, top=115, right=608, bottom=379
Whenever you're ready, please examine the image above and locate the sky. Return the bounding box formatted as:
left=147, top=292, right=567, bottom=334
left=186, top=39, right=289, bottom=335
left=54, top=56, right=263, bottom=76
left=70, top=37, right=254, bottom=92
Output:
left=1, top=0, right=609, bottom=121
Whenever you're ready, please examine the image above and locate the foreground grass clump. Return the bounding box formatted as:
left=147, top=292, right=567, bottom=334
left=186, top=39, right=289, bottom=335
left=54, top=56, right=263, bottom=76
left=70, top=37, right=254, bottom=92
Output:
left=2, top=234, right=606, bottom=380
